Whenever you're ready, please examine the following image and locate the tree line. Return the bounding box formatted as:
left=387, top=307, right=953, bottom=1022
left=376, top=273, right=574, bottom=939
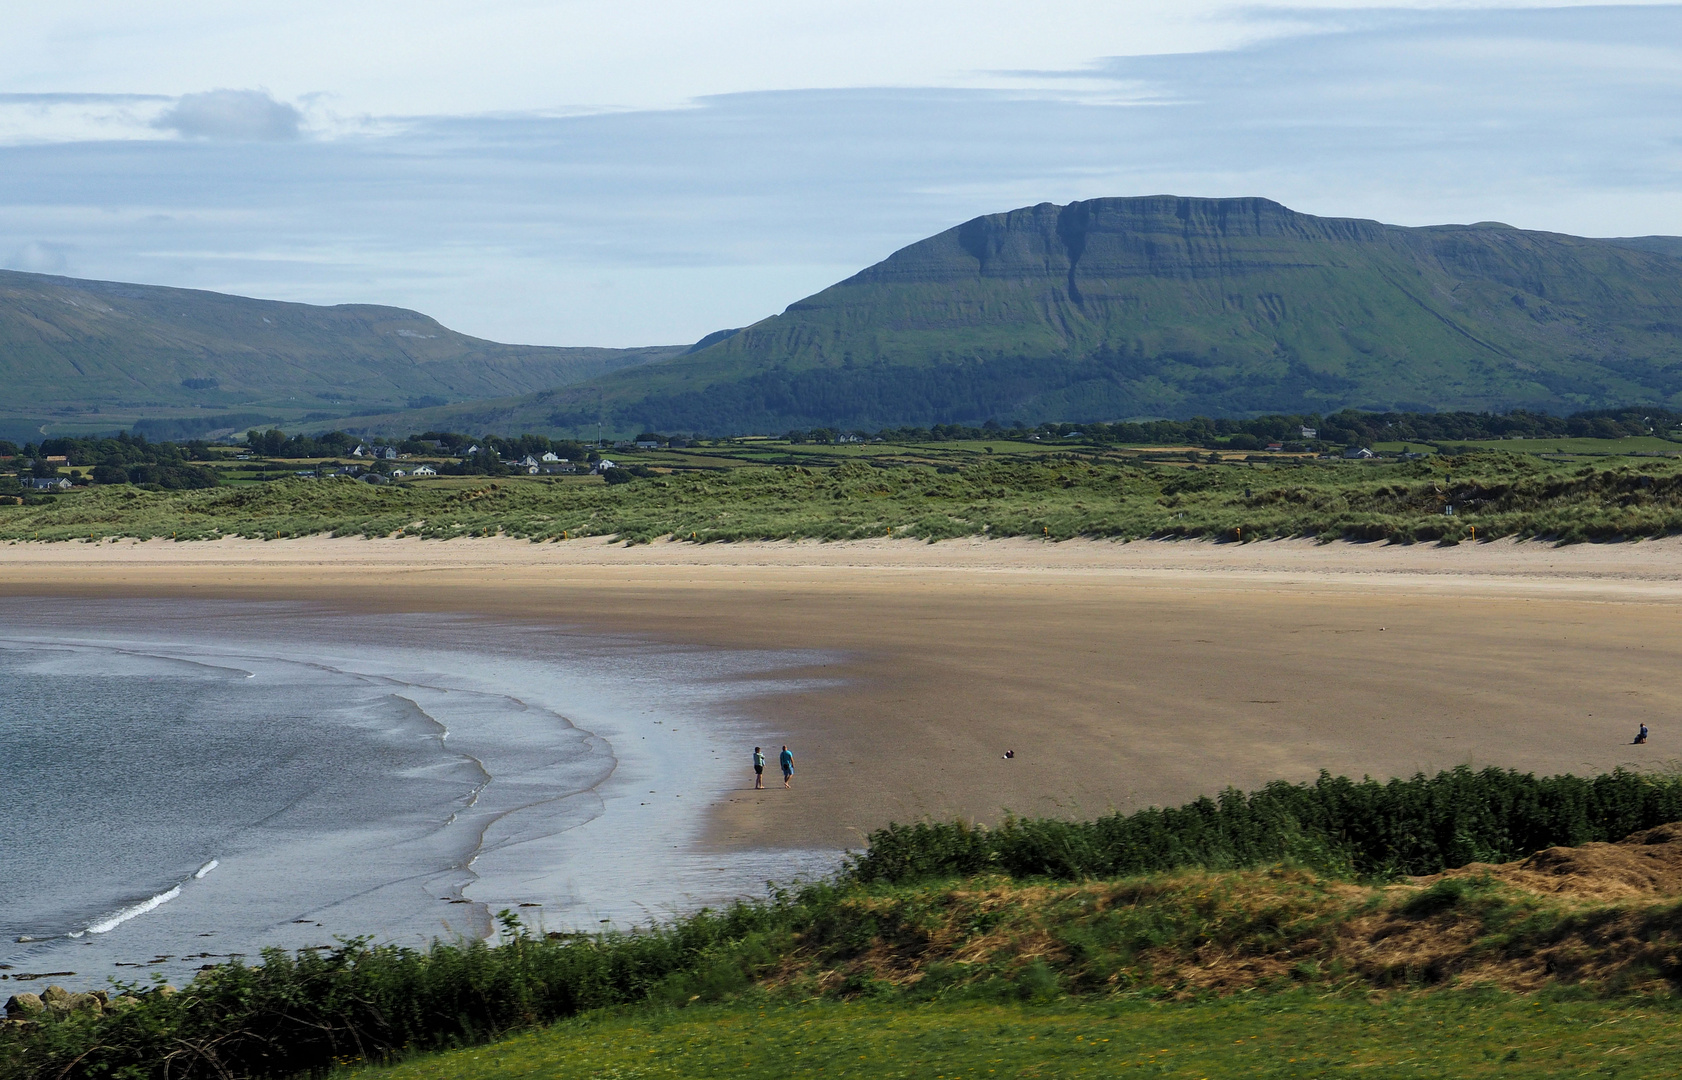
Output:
left=779, top=407, right=1679, bottom=449
left=0, top=433, right=219, bottom=490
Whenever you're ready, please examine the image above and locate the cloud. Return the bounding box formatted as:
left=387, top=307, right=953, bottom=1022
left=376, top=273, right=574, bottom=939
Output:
left=1, top=6, right=1678, bottom=347
left=152, top=89, right=302, bottom=141
left=4, top=241, right=72, bottom=275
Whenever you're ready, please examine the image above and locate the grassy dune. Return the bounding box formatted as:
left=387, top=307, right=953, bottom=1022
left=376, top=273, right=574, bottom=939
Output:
left=8, top=451, right=1682, bottom=544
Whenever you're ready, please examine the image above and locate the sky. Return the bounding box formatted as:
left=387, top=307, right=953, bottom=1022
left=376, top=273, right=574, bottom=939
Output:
left=1, top=2, right=1679, bottom=347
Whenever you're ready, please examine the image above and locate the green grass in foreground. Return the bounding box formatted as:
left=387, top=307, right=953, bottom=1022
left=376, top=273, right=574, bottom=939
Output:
left=365, top=993, right=1682, bottom=1080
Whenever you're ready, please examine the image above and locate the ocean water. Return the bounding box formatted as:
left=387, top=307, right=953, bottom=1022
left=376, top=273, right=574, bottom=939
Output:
left=0, top=598, right=842, bottom=990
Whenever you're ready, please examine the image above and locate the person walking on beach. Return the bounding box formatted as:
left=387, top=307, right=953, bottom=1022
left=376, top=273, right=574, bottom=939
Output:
left=779, top=744, right=794, bottom=789
left=753, top=746, right=766, bottom=789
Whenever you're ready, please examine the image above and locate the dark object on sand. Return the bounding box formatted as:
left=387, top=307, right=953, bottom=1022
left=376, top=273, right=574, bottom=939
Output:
left=1003, top=750, right=1015, bottom=759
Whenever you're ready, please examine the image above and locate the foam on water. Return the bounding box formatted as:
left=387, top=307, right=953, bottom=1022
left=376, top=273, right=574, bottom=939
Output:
left=0, top=598, right=844, bottom=988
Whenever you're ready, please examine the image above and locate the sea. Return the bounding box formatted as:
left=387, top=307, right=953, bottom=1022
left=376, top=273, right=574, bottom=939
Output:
left=0, top=597, right=842, bottom=991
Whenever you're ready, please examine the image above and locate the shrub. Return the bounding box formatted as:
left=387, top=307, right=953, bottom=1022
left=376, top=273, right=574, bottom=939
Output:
left=848, top=766, right=1682, bottom=884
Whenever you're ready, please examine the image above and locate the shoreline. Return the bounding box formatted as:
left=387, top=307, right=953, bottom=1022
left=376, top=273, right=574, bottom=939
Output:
left=0, top=603, right=841, bottom=989
left=6, top=534, right=1682, bottom=857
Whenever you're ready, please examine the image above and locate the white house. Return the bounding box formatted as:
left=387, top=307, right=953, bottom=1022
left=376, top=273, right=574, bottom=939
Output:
left=540, top=451, right=560, bottom=462
left=351, top=445, right=367, bottom=457
left=411, top=464, right=437, bottom=476
left=27, top=477, right=71, bottom=490
left=1299, top=426, right=1318, bottom=440
left=594, top=458, right=617, bottom=472
left=390, top=469, right=407, bottom=478
left=518, top=454, right=541, bottom=467
left=1343, top=446, right=1375, bottom=459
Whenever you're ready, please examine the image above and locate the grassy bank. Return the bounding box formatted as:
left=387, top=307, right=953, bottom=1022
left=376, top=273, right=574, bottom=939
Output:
left=11, top=863, right=1682, bottom=1080
left=9, top=451, right=1682, bottom=544
left=368, top=993, right=1682, bottom=1079
left=8, top=767, right=1682, bottom=1079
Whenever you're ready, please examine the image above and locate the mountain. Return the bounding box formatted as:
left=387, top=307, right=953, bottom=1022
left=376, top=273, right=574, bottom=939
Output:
left=15, top=198, right=1682, bottom=444
left=476, top=196, right=1682, bottom=436
left=0, top=270, right=680, bottom=442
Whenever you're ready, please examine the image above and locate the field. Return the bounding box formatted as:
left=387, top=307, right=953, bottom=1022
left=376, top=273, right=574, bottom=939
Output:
left=1373, top=436, right=1682, bottom=457
left=365, top=993, right=1680, bottom=1080
left=371, top=989, right=1682, bottom=1076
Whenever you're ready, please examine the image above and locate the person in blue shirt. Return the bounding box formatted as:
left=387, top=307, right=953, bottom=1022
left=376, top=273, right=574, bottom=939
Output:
left=779, top=745, right=794, bottom=789
left=753, top=746, right=766, bottom=789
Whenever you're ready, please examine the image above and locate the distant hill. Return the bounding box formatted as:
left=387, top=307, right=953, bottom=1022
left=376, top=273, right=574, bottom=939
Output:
left=1608, top=236, right=1682, bottom=260
left=0, top=270, right=680, bottom=442
left=439, top=196, right=1682, bottom=437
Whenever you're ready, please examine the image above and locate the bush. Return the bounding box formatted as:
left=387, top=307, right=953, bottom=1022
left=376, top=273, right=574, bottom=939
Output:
left=848, top=766, right=1682, bottom=884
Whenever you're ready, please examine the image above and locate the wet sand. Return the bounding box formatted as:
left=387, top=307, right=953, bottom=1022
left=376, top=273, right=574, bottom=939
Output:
left=5, top=535, right=1682, bottom=852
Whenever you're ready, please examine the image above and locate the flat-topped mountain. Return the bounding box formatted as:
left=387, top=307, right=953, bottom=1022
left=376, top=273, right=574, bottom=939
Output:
left=11, top=197, right=1682, bottom=441
left=508, top=196, right=1682, bottom=433
left=0, top=270, right=679, bottom=440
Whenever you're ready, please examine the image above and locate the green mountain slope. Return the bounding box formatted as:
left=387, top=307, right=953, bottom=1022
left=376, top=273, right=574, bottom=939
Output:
left=0, top=270, right=680, bottom=441
left=497, top=196, right=1682, bottom=435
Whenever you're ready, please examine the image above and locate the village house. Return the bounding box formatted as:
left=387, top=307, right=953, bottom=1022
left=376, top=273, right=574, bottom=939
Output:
left=540, top=451, right=561, bottom=462
left=410, top=464, right=437, bottom=476
left=27, top=477, right=71, bottom=490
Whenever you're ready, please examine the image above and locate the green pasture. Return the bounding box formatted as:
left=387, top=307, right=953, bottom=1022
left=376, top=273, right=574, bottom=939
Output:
left=363, top=993, right=1681, bottom=1080
left=1418, top=435, right=1682, bottom=456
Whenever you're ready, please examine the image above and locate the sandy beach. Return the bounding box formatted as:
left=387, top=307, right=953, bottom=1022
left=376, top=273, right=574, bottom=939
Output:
left=5, top=534, right=1682, bottom=855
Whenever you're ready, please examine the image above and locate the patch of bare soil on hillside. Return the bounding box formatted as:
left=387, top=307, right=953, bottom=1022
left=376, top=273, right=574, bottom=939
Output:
left=1438, top=822, right=1682, bottom=902
left=1213, top=825, right=1682, bottom=994
left=773, top=829, right=1682, bottom=1000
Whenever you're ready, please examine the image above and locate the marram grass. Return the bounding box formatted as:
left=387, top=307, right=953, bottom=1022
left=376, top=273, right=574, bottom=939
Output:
left=8, top=452, right=1682, bottom=545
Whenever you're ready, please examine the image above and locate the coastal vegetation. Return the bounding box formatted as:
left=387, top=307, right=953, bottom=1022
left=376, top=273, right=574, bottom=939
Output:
left=7, top=766, right=1682, bottom=1079
left=10, top=442, right=1682, bottom=544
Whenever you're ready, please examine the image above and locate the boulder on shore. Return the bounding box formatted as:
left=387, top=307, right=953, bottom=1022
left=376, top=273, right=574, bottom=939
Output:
left=4, top=993, right=44, bottom=1018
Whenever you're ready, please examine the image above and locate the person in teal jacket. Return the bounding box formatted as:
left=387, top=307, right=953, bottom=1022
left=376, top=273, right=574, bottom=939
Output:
left=753, top=746, right=766, bottom=789
left=779, top=745, right=794, bottom=788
